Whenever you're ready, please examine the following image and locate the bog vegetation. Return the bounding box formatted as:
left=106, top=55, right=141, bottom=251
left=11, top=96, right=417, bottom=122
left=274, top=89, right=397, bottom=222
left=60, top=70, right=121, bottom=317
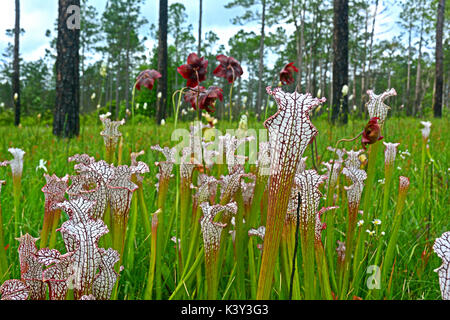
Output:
left=0, top=0, right=448, bottom=301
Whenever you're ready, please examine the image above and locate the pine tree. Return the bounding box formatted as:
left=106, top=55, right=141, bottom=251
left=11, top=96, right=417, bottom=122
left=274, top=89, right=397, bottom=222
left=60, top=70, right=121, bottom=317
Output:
left=53, top=0, right=80, bottom=138
left=332, top=0, right=349, bottom=124
left=13, top=0, right=20, bottom=126
left=433, top=0, right=445, bottom=118
left=156, top=0, right=168, bottom=125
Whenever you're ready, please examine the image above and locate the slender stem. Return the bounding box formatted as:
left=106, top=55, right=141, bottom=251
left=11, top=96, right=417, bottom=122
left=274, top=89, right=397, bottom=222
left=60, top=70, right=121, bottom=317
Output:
left=131, top=82, right=137, bottom=148
left=229, top=69, right=235, bottom=123
left=289, top=193, right=301, bottom=300
left=195, top=71, right=201, bottom=121
left=264, top=76, right=277, bottom=120
left=144, top=209, right=160, bottom=300
left=173, top=87, right=187, bottom=129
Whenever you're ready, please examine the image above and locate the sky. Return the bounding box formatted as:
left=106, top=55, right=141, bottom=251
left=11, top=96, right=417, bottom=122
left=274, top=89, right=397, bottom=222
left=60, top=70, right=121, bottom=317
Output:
left=0, top=0, right=404, bottom=65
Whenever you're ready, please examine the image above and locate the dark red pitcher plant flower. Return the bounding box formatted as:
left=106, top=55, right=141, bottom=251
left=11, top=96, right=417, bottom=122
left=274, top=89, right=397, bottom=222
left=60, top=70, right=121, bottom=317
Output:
left=362, top=117, right=383, bottom=149
left=184, top=86, right=223, bottom=113
left=213, top=54, right=243, bottom=122
left=135, top=69, right=162, bottom=91
left=177, top=53, right=208, bottom=88
left=279, top=62, right=299, bottom=86
left=213, top=54, right=243, bottom=84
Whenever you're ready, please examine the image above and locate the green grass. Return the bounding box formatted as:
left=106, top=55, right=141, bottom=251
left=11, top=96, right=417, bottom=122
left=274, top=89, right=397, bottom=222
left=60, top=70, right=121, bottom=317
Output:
left=0, top=114, right=448, bottom=300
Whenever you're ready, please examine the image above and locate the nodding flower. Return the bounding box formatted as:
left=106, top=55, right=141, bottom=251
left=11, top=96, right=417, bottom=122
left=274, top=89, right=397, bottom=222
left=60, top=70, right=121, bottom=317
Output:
left=279, top=62, right=298, bottom=85
left=362, top=117, right=383, bottom=150
left=213, top=54, right=244, bottom=84
left=184, top=86, right=224, bottom=113
left=177, top=53, right=208, bottom=88
left=135, top=69, right=162, bottom=91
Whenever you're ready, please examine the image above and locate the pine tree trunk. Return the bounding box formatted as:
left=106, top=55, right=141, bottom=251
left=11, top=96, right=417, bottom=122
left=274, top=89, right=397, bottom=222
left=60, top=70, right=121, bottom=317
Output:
left=292, top=0, right=304, bottom=91
left=53, top=0, right=80, bottom=138
left=360, top=7, right=369, bottom=115
left=198, top=0, right=202, bottom=55
left=108, top=70, right=113, bottom=114
left=13, top=0, right=20, bottom=126
left=367, top=0, right=379, bottom=89
left=156, top=0, right=168, bottom=124
left=414, top=1, right=425, bottom=116
left=328, top=47, right=333, bottom=110
left=115, top=60, right=120, bottom=120
left=237, top=76, right=242, bottom=113
left=352, top=63, right=357, bottom=110
left=256, top=0, right=266, bottom=121
left=405, top=20, right=413, bottom=116
left=433, top=0, right=444, bottom=118
left=80, top=45, right=85, bottom=113
left=319, top=58, right=324, bottom=97
left=332, top=0, right=348, bottom=124
left=124, top=32, right=131, bottom=118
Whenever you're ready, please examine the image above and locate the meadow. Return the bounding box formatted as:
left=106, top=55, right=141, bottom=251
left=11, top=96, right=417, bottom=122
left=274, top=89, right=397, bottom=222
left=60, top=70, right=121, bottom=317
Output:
left=0, top=108, right=448, bottom=300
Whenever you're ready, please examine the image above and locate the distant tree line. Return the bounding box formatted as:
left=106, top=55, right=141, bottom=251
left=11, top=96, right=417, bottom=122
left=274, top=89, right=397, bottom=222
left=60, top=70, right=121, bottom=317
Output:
left=0, top=0, right=447, bottom=135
